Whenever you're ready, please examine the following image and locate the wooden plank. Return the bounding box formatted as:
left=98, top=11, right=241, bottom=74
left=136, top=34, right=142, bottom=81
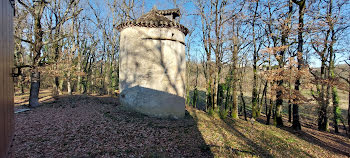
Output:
left=5, top=0, right=9, bottom=156
left=8, top=1, right=15, bottom=155
left=0, top=0, right=6, bottom=156
left=9, top=1, right=14, bottom=153
left=0, top=0, right=14, bottom=157
left=6, top=1, right=10, bottom=156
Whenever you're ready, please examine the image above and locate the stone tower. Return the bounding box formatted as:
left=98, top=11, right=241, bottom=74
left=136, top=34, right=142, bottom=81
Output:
left=116, top=8, right=188, bottom=118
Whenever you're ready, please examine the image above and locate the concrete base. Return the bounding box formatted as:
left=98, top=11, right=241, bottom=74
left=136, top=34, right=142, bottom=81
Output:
left=120, top=86, right=185, bottom=119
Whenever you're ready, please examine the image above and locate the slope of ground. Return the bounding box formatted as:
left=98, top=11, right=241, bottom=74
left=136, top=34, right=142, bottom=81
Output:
left=10, top=95, right=350, bottom=157
left=189, top=108, right=350, bottom=157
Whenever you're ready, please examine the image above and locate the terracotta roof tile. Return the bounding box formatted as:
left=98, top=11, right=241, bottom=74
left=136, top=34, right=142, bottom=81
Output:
left=116, top=8, right=188, bottom=35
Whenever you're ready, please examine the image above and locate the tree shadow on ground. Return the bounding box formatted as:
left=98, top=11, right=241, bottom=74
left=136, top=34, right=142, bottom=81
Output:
left=189, top=109, right=272, bottom=157
left=12, top=95, right=214, bottom=157
left=224, top=118, right=318, bottom=158
left=188, top=89, right=349, bottom=157
left=254, top=113, right=350, bottom=157
left=278, top=125, right=350, bottom=157
left=221, top=119, right=273, bottom=157
left=189, top=109, right=316, bottom=157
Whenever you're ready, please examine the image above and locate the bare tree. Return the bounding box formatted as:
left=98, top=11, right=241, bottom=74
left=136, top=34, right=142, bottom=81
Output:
left=291, top=0, right=305, bottom=130
left=16, top=0, right=80, bottom=107
left=251, top=0, right=260, bottom=119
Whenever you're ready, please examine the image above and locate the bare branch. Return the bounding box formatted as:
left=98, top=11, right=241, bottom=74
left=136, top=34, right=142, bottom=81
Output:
left=43, top=35, right=68, bottom=45
left=17, top=0, right=34, bottom=14
left=14, top=35, right=33, bottom=45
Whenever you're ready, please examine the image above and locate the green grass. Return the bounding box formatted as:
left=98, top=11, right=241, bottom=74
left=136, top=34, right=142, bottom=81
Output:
left=187, top=106, right=349, bottom=158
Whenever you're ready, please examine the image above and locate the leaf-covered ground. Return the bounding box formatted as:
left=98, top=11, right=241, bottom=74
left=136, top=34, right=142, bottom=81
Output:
left=190, top=108, right=350, bottom=157
left=10, top=95, right=350, bottom=157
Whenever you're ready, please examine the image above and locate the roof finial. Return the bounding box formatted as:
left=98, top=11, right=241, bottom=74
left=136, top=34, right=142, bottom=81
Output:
left=152, top=5, right=158, bottom=11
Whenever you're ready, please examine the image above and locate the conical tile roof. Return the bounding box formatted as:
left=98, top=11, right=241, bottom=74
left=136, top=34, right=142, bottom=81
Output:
left=116, top=8, right=188, bottom=35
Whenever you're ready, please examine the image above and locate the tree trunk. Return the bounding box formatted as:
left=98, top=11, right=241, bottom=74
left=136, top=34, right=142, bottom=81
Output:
left=226, top=87, right=231, bottom=112
left=59, top=79, right=64, bottom=95
left=259, top=81, right=267, bottom=116
left=53, top=76, right=59, bottom=96
left=193, top=65, right=199, bottom=108
left=252, top=49, right=258, bottom=119
left=231, top=32, right=238, bottom=119
left=274, top=0, right=293, bottom=126
left=185, top=60, right=191, bottom=105
left=217, top=84, right=224, bottom=108
left=292, top=63, right=302, bottom=130
left=287, top=1, right=293, bottom=124
left=29, top=69, right=40, bottom=107
left=218, top=83, right=225, bottom=117
left=348, top=82, right=350, bottom=137
left=332, top=86, right=340, bottom=133
left=116, top=62, right=119, bottom=90
left=52, top=23, right=62, bottom=96
left=319, top=84, right=330, bottom=131
left=288, top=80, right=292, bottom=123
left=67, top=81, right=72, bottom=95
left=275, top=80, right=284, bottom=126
left=77, top=52, right=82, bottom=94
left=232, top=84, right=238, bottom=119
left=264, top=86, right=269, bottom=124
left=288, top=99, right=292, bottom=122
left=328, top=0, right=340, bottom=133
left=267, top=97, right=273, bottom=125
left=292, top=99, right=301, bottom=129
left=214, top=72, right=218, bottom=109
left=82, top=76, right=87, bottom=94
left=19, top=75, right=25, bottom=94
left=291, top=0, right=305, bottom=130
left=251, top=0, right=259, bottom=119
left=239, top=78, right=247, bottom=121
left=330, top=43, right=340, bottom=133
left=209, top=63, right=215, bottom=112
left=206, top=78, right=213, bottom=112
left=317, top=57, right=329, bottom=131
left=193, top=88, right=198, bottom=108
left=257, top=80, right=263, bottom=117
left=67, top=71, right=72, bottom=95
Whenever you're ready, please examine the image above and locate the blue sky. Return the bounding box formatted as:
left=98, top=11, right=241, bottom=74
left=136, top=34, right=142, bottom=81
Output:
left=88, top=0, right=349, bottom=68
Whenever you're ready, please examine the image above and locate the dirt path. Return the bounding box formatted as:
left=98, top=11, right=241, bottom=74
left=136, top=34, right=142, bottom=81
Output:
left=10, top=95, right=211, bottom=157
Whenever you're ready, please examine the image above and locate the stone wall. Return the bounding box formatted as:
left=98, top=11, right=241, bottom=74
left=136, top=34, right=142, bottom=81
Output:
left=119, top=27, right=186, bottom=118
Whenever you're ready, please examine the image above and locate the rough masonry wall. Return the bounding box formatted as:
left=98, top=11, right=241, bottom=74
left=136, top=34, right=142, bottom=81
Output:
left=119, top=27, right=186, bottom=118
